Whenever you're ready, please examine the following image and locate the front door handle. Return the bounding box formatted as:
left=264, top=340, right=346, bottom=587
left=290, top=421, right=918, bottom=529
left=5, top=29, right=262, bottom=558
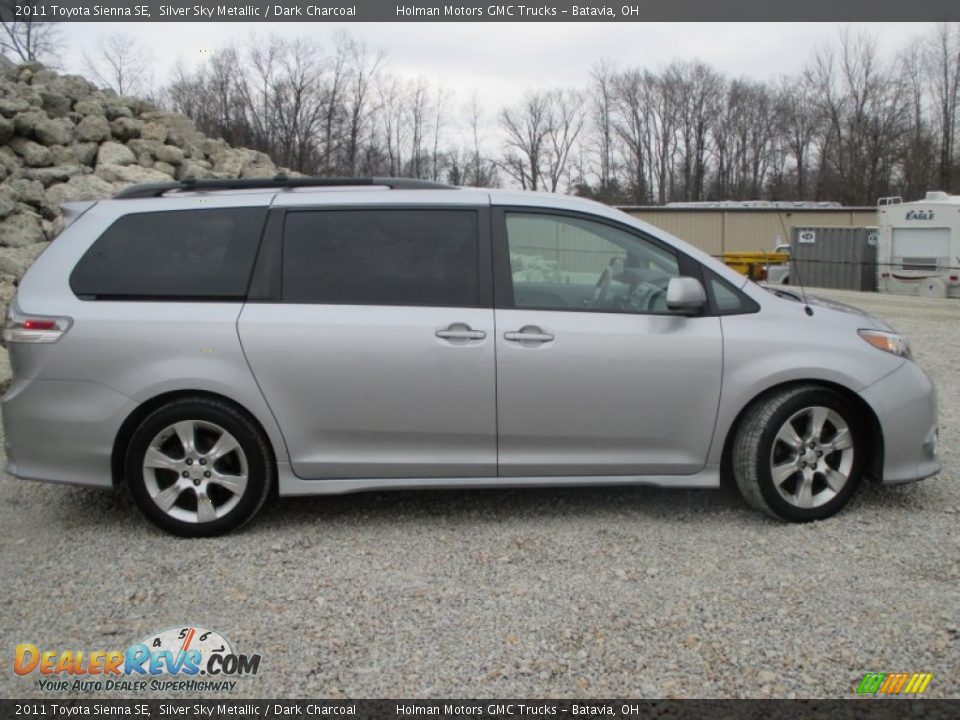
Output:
left=436, top=323, right=486, bottom=341
left=504, top=326, right=555, bottom=344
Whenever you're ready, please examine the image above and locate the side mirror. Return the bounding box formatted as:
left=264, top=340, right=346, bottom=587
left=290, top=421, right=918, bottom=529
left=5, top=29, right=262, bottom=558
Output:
left=666, top=277, right=707, bottom=314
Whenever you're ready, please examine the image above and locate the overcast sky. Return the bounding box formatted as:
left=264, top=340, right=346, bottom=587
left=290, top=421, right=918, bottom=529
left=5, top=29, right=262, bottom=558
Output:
left=57, top=22, right=936, bottom=129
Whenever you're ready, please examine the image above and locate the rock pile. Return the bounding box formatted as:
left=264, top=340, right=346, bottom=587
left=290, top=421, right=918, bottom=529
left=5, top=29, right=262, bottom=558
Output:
left=0, top=56, right=287, bottom=320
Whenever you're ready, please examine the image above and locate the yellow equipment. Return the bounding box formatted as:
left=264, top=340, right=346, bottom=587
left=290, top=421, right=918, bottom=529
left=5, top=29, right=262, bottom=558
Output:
left=723, top=251, right=790, bottom=281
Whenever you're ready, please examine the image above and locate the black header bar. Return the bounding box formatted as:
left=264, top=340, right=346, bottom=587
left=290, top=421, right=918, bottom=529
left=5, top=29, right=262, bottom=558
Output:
left=1, top=0, right=959, bottom=22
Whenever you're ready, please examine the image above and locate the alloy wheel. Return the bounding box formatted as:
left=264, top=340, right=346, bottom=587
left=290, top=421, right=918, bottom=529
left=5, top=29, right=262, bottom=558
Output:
left=768, top=405, right=855, bottom=509
left=142, top=420, right=249, bottom=524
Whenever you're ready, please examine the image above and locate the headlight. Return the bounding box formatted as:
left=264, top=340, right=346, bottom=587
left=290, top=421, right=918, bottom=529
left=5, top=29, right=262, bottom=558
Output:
left=858, top=329, right=912, bottom=359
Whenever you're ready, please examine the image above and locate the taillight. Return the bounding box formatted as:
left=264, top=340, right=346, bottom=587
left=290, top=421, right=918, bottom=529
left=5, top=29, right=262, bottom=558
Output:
left=4, top=303, right=71, bottom=344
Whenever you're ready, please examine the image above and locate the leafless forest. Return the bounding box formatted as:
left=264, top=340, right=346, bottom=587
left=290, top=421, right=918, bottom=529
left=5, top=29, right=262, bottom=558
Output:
left=4, top=20, right=960, bottom=205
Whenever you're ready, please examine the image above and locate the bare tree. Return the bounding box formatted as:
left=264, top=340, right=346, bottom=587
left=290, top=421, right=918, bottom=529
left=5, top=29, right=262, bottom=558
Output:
left=430, top=83, right=451, bottom=181
left=244, top=35, right=285, bottom=156
left=590, top=62, right=618, bottom=200
left=543, top=89, right=587, bottom=192
left=0, top=8, right=61, bottom=64
left=160, top=27, right=959, bottom=199
left=670, top=61, right=724, bottom=201
left=378, top=74, right=408, bottom=177
left=898, top=38, right=937, bottom=198
left=611, top=69, right=650, bottom=203
left=84, top=33, right=153, bottom=98
left=499, top=91, right=551, bottom=190
left=464, top=94, right=497, bottom=187
left=406, top=77, right=432, bottom=178
left=340, top=34, right=384, bottom=176
left=775, top=75, right=821, bottom=199
left=925, top=22, right=960, bottom=190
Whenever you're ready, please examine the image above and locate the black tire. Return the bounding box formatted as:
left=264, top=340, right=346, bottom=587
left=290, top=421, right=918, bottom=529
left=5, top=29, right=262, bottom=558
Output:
left=733, top=385, right=864, bottom=522
left=124, top=397, right=274, bottom=537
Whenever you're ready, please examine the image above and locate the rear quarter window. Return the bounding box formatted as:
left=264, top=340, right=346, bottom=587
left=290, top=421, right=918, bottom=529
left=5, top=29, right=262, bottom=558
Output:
left=70, top=208, right=268, bottom=300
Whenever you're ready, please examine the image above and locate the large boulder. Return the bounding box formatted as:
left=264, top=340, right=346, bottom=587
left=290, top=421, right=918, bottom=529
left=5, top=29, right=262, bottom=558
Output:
left=73, top=142, right=98, bottom=167
left=211, top=150, right=245, bottom=176
left=39, top=91, right=72, bottom=119
left=176, top=159, right=215, bottom=180
left=46, top=175, right=115, bottom=205
left=34, top=117, right=74, bottom=146
left=95, top=163, right=172, bottom=184
left=140, top=122, right=168, bottom=143
left=9, top=137, right=52, bottom=167
left=74, top=99, right=106, bottom=117
left=104, top=102, right=133, bottom=121
left=0, top=241, right=48, bottom=276
left=0, top=98, right=31, bottom=117
left=153, top=161, right=177, bottom=178
left=154, top=144, right=185, bottom=165
left=111, top=116, right=143, bottom=141
left=23, top=165, right=88, bottom=188
left=0, top=212, right=46, bottom=247
left=96, top=141, right=136, bottom=167
left=6, top=178, right=46, bottom=206
left=56, top=75, right=99, bottom=102
left=75, top=115, right=110, bottom=143
left=13, top=109, right=46, bottom=136
left=0, top=192, right=16, bottom=219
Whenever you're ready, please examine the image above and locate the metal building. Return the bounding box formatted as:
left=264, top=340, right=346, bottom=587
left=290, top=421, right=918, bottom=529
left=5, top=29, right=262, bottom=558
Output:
left=619, top=203, right=878, bottom=258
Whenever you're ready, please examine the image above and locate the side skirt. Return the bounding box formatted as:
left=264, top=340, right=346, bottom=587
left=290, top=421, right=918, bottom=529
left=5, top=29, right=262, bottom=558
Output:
left=276, top=462, right=721, bottom=496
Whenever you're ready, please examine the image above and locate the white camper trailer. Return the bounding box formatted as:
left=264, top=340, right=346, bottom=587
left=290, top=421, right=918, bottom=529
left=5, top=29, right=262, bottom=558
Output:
left=878, top=191, right=960, bottom=298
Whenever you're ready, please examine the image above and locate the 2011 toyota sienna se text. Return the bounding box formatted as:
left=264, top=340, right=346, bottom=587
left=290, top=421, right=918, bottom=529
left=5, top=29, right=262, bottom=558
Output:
left=1, top=177, right=940, bottom=536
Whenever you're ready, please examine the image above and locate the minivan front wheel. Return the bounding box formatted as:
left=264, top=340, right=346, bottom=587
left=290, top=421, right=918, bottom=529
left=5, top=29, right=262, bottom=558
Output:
left=125, top=398, right=274, bottom=536
left=733, top=385, right=863, bottom=522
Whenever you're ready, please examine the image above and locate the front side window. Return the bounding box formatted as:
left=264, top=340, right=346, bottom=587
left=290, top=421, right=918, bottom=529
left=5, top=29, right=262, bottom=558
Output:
left=506, top=213, right=681, bottom=314
left=70, top=208, right=267, bottom=300
left=282, top=209, right=479, bottom=307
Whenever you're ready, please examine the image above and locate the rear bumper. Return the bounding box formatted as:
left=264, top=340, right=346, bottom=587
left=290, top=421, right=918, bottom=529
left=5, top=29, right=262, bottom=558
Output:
left=2, top=377, right=135, bottom=488
left=858, top=360, right=940, bottom=485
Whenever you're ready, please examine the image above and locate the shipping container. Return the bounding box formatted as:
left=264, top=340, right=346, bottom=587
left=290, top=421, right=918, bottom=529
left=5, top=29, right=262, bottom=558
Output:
left=789, top=226, right=879, bottom=292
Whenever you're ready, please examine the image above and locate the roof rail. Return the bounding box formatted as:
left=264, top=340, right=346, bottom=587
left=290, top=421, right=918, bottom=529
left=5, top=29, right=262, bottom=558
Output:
left=113, top=175, right=456, bottom=199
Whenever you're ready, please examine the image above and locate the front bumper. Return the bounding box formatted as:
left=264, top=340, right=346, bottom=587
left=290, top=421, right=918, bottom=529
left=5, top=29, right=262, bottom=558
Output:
left=2, top=377, right=136, bottom=488
left=858, top=360, right=940, bottom=485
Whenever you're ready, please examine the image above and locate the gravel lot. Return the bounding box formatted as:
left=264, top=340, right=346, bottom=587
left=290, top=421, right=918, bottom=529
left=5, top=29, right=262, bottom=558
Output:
left=1, top=288, right=958, bottom=700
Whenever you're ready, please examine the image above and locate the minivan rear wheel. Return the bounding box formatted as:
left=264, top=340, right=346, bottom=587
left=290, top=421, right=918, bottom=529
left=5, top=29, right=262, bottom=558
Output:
left=124, top=397, right=273, bottom=536
left=733, top=385, right=863, bottom=522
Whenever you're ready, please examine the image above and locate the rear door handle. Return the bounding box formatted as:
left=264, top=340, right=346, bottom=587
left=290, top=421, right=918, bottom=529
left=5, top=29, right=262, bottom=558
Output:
left=436, top=324, right=486, bottom=341
left=504, top=326, right=554, bottom=344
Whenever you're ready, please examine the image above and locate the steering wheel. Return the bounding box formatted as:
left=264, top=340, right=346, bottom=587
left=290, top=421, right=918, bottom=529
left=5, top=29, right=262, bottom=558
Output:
left=645, top=287, right=667, bottom=312
left=625, top=281, right=667, bottom=313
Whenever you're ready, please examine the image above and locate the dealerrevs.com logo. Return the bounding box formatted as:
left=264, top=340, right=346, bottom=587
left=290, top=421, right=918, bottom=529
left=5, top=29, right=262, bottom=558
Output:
left=14, top=626, right=261, bottom=693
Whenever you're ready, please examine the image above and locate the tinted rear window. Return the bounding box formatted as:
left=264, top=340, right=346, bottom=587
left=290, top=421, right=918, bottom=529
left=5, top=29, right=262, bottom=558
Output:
left=70, top=208, right=267, bottom=300
left=282, top=209, right=479, bottom=306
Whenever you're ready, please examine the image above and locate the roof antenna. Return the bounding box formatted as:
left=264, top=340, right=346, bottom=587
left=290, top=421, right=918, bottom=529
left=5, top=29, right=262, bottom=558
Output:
left=779, top=213, right=813, bottom=316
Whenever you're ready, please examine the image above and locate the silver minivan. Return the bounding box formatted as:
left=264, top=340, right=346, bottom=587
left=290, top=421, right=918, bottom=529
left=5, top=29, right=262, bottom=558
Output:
left=1, top=177, right=940, bottom=535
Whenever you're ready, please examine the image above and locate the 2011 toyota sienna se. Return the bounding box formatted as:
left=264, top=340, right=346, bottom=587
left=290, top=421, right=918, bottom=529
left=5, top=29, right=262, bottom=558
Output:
left=1, top=177, right=940, bottom=536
